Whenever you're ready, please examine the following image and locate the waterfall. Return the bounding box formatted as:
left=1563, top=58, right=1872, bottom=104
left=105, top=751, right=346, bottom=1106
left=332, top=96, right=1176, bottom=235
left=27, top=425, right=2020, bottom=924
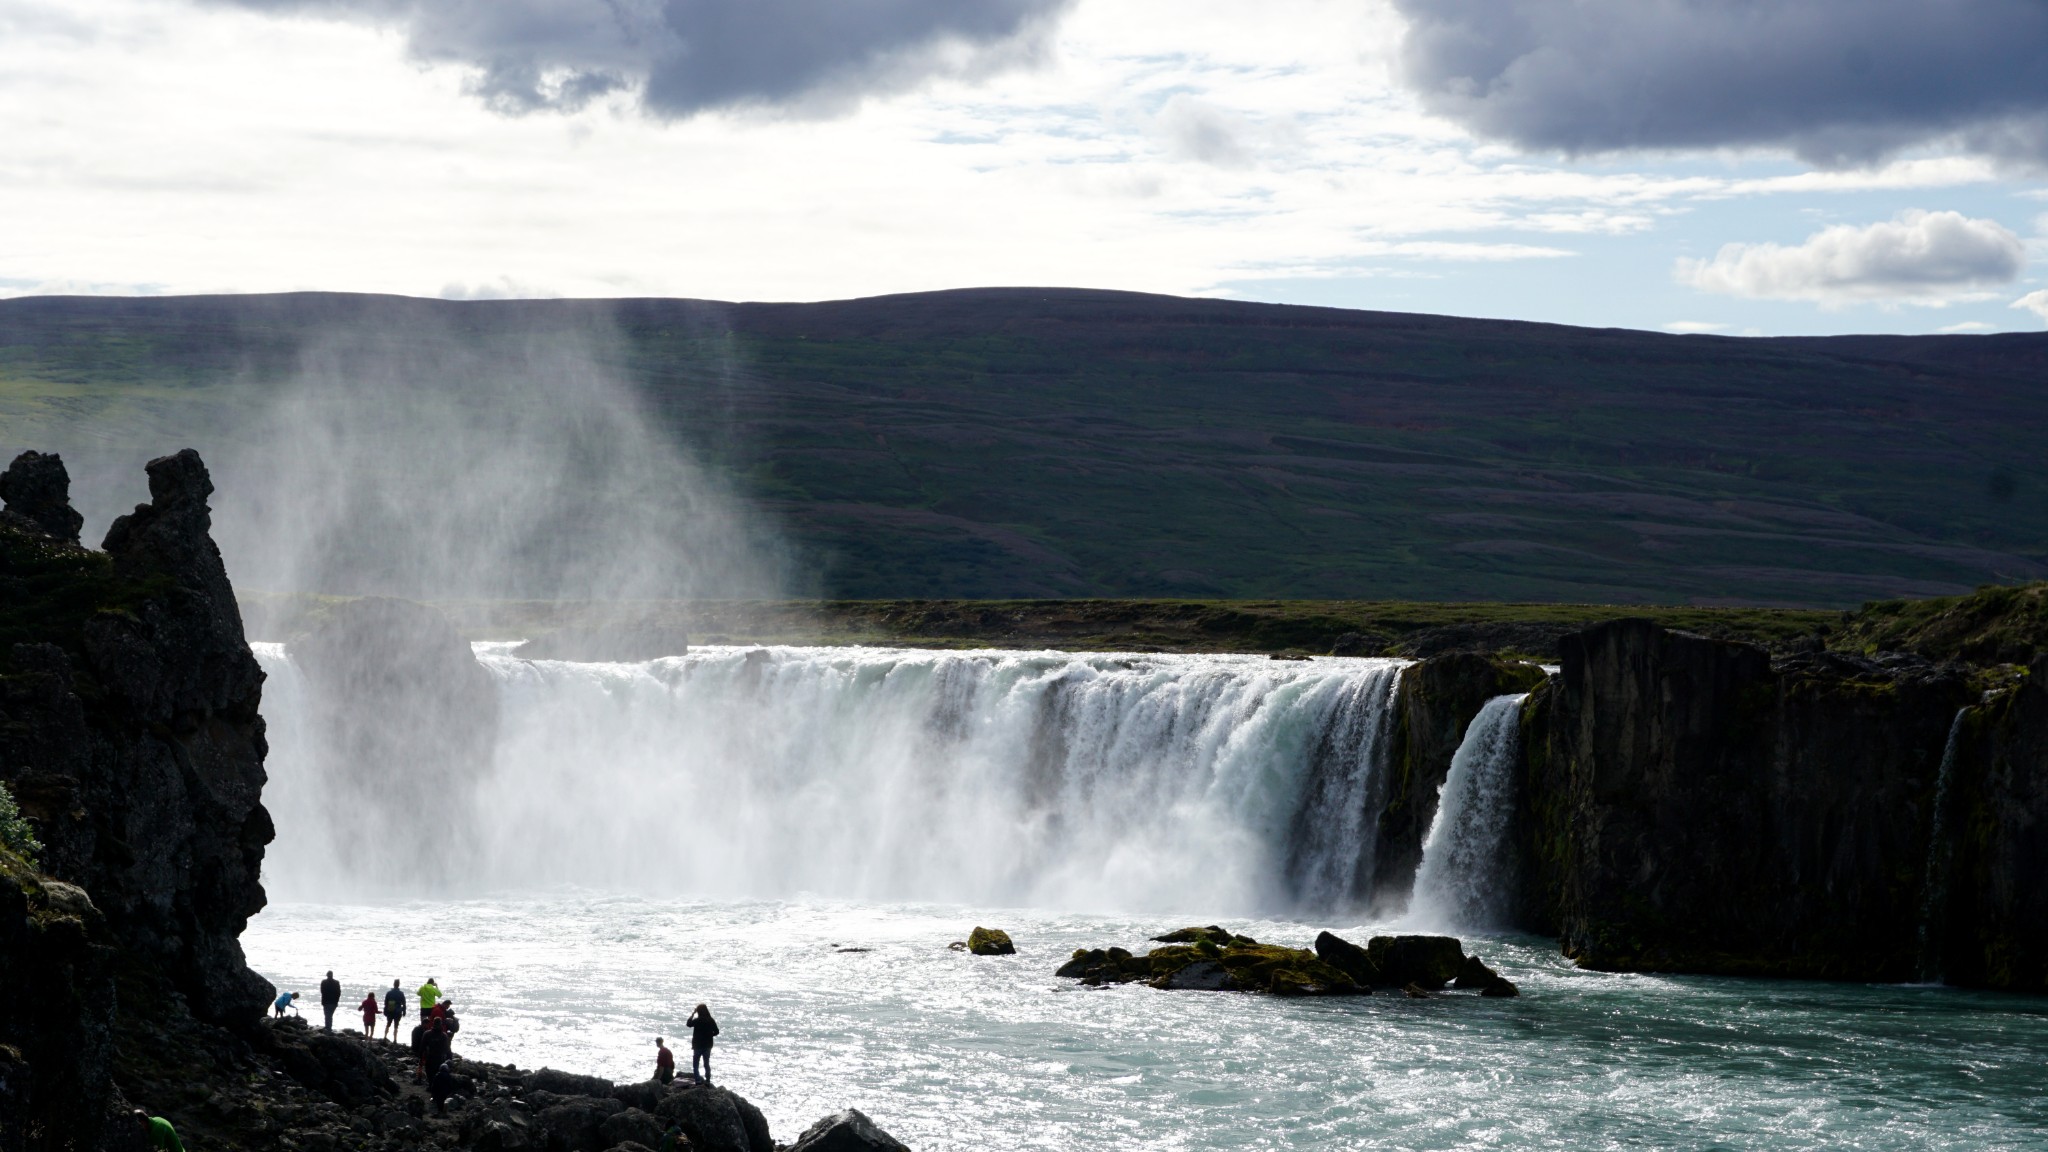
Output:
left=253, top=644, right=1408, bottom=914
left=1406, top=694, right=1528, bottom=929
left=1914, top=708, right=1970, bottom=983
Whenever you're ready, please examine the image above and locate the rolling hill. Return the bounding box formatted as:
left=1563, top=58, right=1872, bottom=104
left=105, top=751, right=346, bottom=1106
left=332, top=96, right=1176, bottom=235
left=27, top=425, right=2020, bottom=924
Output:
left=2, top=288, right=2043, bottom=606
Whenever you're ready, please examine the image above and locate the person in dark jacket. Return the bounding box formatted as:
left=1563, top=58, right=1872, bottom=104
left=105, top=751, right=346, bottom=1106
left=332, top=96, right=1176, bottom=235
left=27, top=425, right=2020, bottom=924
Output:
left=319, top=971, right=342, bottom=1031
left=384, top=980, right=407, bottom=1041
left=685, top=1004, right=718, bottom=1084
left=429, top=1060, right=458, bottom=1113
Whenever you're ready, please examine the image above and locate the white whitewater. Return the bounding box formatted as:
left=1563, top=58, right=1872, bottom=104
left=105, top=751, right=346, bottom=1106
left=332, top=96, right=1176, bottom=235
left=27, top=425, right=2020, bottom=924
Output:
left=254, top=644, right=1405, bottom=914
left=1407, top=693, right=1528, bottom=929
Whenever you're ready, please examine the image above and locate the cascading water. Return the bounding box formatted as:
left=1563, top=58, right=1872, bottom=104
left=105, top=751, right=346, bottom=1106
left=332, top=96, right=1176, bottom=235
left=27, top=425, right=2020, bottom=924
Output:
left=1914, top=707, right=1971, bottom=982
left=1406, top=693, right=1528, bottom=929
left=254, top=644, right=1407, bottom=915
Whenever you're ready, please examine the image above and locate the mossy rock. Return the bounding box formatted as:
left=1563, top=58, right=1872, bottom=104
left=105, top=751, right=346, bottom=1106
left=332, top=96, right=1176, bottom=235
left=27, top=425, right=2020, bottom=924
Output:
left=1151, top=925, right=1257, bottom=947
left=966, top=927, right=1015, bottom=956
left=1058, top=935, right=1362, bottom=995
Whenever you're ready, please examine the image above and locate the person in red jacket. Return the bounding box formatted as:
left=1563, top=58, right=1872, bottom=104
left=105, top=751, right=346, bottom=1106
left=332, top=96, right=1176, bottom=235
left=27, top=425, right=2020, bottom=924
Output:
left=654, top=1036, right=675, bottom=1085
left=359, top=992, right=380, bottom=1036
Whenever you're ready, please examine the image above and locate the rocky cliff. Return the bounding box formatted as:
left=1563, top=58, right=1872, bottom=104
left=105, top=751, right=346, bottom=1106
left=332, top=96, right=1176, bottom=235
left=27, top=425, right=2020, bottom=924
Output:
left=0, top=448, right=276, bottom=1148
left=1935, top=654, right=2048, bottom=991
left=1, top=449, right=274, bottom=1021
left=1513, top=618, right=1980, bottom=982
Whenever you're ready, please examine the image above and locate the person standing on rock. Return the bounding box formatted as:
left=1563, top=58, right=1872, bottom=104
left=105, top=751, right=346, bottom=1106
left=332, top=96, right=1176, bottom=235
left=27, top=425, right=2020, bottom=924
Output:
left=418, top=975, right=442, bottom=1018
left=359, top=990, right=380, bottom=1036
left=686, top=1003, right=719, bottom=1084
left=273, top=990, right=299, bottom=1018
left=319, top=970, right=342, bottom=1031
left=654, top=1036, right=675, bottom=1085
left=383, top=979, right=407, bottom=1041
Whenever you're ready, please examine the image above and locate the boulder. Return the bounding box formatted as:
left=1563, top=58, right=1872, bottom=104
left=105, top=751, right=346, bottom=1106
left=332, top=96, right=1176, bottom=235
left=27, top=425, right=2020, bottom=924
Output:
left=1451, top=955, right=1498, bottom=989
left=610, top=1079, right=666, bottom=1114
left=528, top=1069, right=617, bottom=1098
left=1312, top=931, right=1379, bottom=987
left=1366, top=935, right=1465, bottom=989
left=462, top=1103, right=537, bottom=1151
left=538, top=1099, right=623, bottom=1151
left=966, top=926, right=1015, bottom=955
left=654, top=1083, right=756, bottom=1152
left=1481, top=979, right=1520, bottom=998
left=1151, top=925, right=1254, bottom=947
left=788, top=1108, right=911, bottom=1152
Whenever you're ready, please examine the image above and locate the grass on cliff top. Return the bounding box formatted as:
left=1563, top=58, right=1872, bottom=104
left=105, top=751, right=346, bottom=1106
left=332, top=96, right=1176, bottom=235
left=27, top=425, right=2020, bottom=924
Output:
left=1834, top=582, right=2048, bottom=664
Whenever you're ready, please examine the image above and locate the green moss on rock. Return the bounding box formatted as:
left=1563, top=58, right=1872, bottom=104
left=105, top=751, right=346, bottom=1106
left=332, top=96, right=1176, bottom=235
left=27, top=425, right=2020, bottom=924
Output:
left=966, top=926, right=1015, bottom=955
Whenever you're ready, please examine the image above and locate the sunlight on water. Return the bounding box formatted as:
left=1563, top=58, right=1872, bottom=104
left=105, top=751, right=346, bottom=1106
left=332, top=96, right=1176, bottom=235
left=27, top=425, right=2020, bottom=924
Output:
left=247, top=898, right=2048, bottom=1152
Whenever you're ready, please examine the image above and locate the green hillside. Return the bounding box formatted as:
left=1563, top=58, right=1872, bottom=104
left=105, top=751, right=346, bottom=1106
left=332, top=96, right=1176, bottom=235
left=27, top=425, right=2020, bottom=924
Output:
left=3, top=289, right=2044, bottom=606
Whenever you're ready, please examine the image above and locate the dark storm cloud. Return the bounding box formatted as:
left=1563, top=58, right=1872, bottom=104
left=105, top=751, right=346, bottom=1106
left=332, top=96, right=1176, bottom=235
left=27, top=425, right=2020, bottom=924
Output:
left=214, top=0, right=1072, bottom=116
left=1392, top=0, right=2048, bottom=166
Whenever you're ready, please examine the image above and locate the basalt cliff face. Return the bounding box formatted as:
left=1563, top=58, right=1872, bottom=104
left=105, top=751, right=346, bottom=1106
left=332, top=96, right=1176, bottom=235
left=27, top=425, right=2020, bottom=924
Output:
left=1509, top=618, right=2008, bottom=984
left=2, top=449, right=274, bottom=1023
left=0, top=448, right=274, bottom=1148
left=1935, top=654, right=2048, bottom=991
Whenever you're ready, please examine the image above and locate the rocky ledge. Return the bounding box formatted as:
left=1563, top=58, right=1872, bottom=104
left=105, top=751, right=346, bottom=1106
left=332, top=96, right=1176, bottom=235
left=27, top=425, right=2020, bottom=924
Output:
left=180, top=1016, right=909, bottom=1152
left=1055, top=927, right=1517, bottom=997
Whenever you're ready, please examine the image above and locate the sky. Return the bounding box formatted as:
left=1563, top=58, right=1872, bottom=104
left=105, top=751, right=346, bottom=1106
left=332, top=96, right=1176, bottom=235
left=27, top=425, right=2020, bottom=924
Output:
left=3, top=0, right=2047, bottom=335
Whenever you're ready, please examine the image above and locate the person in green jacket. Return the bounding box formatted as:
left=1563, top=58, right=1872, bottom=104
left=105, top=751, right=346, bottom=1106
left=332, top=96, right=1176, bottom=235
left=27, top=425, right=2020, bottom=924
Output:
left=417, top=976, right=441, bottom=1015
left=135, top=1110, right=185, bottom=1151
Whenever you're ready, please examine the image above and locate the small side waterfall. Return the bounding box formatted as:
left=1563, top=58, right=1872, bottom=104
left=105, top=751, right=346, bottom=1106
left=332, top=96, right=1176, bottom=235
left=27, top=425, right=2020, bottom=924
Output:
left=1406, top=694, right=1528, bottom=929
left=1915, top=707, right=1971, bottom=982
left=255, top=644, right=1410, bottom=915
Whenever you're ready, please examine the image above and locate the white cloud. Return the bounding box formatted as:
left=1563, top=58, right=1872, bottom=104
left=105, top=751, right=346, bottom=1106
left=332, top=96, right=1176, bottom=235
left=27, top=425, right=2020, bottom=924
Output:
left=1661, top=321, right=1728, bottom=334
left=1937, top=320, right=1996, bottom=333
left=1676, top=211, right=2025, bottom=305
left=2014, top=289, right=2048, bottom=323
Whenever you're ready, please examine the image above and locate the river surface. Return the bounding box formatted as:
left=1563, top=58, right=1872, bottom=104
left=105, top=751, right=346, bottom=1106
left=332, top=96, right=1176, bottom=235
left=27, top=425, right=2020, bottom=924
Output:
left=245, top=898, right=2048, bottom=1151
